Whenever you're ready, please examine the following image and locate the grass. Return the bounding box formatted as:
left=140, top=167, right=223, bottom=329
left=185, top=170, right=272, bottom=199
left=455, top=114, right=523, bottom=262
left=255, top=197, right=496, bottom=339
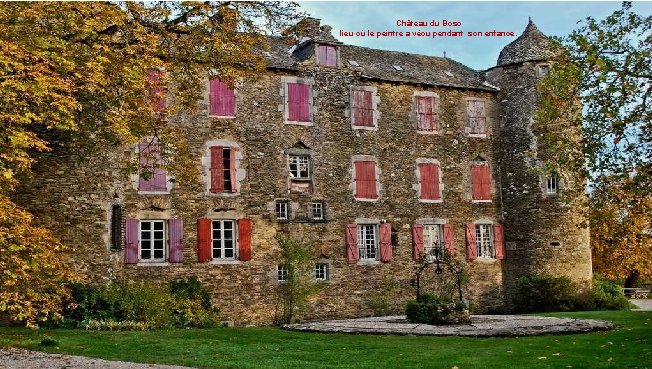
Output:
left=0, top=311, right=650, bottom=369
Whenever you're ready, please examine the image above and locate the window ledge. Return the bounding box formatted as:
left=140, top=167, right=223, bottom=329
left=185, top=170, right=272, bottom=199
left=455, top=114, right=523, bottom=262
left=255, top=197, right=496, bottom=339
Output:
left=284, top=120, right=314, bottom=126
left=207, top=192, right=240, bottom=197
left=417, top=130, right=440, bottom=135
left=354, top=197, right=380, bottom=202
left=419, top=198, right=443, bottom=204
left=467, top=133, right=488, bottom=139
left=138, top=190, right=171, bottom=195
left=136, top=262, right=170, bottom=267
left=471, top=199, right=492, bottom=203
left=351, top=125, right=378, bottom=131
left=474, top=257, right=497, bottom=263
left=211, top=260, right=242, bottom=265
left=357, top=260, right=381, bottom=266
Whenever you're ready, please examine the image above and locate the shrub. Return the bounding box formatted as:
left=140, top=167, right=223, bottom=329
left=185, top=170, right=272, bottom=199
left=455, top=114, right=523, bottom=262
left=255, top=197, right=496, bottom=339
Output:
left=405, top=293, right=470, bottom=325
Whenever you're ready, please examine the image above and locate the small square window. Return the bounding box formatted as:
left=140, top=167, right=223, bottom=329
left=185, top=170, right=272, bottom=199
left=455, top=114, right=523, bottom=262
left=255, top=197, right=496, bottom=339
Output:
left=277, top=265, right=288, bottom=282
left=538, top=65, right=550, bottom=76
left=276, top=201, right=289, bottom=220
left=311, top=202, right=324, bottom=220
left=314, top=263, right=329, bottom=281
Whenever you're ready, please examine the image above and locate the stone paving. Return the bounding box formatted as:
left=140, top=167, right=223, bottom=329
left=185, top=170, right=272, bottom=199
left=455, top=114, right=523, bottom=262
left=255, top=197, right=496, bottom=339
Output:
left=630, top=299, right=652, bottom=311
left=284, top=315, right=615, bottom=337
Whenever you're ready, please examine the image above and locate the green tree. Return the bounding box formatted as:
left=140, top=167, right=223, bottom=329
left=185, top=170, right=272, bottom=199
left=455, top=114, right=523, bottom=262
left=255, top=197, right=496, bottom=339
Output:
left=0, top=1, right=301, bottom=325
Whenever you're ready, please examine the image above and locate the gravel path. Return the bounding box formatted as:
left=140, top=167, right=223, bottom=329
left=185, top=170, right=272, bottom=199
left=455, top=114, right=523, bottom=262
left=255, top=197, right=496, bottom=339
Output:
left=631, top=299, right=652, bottom=311
left=0, top=347, right=196, bottom=369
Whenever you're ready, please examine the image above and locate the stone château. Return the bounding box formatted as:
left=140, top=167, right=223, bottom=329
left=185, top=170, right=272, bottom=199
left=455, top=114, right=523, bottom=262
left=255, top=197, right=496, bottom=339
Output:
left=15, top=18, right=592, bottom=325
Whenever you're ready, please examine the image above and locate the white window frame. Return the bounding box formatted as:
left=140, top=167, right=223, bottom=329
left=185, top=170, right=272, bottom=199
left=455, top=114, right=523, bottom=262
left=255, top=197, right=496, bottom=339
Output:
left=277, top=265, right=288, bottom=282
left=546, top=176, right=559, bottom=195
left=314, top=263, right=329, bottom=281
left=139, top=220, right=166, bottom=262
left=475, top=223, right=494, bottom=259
left=423, top=224, right=444, bottom=257
left=276, top=200, right=289, bottom=220
left=357, top=224, right=378, bottom=260
left=288, top=155, right=311, bottom=180
left=211, top=220, right=237, bottom=260
left=311, top=201, right=324, bottom=220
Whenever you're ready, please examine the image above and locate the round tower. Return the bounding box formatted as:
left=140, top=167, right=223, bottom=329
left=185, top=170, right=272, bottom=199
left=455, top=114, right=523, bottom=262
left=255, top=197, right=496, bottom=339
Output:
left=485, top=19, right=592, bottom=303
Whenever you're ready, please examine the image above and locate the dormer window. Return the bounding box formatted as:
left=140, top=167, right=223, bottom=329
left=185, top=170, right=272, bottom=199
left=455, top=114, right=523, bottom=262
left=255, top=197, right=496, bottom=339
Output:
left=316, top=44, right=338, bottom=66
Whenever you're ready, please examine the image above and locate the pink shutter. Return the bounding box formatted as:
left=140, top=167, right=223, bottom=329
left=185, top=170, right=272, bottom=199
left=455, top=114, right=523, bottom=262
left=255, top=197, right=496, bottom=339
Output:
left=288, top=83, right=310, bottom=122
left=197, top=218, right=212, bottom=262
left=480, top=166, right=491, bottom=200
left=353, top=90, right=373, bottom=127
left=379, top=223, right=393, bottom=262
left=168, top=218, right=184, bottom=263
left=124, top=218, right=139, bottom=264
left=317, top=45, right=337, bottom=66
left=443, top=223, right=455, bottom=258
left=493, top=223, right=505, bottom=260
left=465, top=224, right=477, bottom=261
left=210, top=79, right=236, bottom=116
left=210, top=146, right=224, bottom=193
left=147, top=70, right=166, bottom=112
left=229, top=147, right=237, bottom=193
left=417, top=96, right=435, bottom=131
left=237, top=218, right=252, bottom=261
left=412, top=224, right=424, bottom=261
left=345, top=224, right=358, bottom=263
left=139, top=143, right=167, bottom=192
left=419, top=163, right=440, bottom=200
left=471, top=165, right=482, bottom=200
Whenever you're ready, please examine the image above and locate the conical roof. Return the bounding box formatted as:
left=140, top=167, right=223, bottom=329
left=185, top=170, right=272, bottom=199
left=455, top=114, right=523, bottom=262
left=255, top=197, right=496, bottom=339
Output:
left=497, top=18, right=555, bottom=66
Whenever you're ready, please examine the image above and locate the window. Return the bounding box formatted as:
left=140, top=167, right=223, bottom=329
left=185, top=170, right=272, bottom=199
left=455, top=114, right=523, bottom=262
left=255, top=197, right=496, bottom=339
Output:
left=357, top=224, right=378, bottom=260
left=316, top=44, right=337, bottom=66
left=124, top=218, right=183, bottom=264
left=147, top=69, right=166, bottom=112
left=416, top=96, right=438, bottom=132
left=209, top=79, right=236, bottom=117
left=212, top=220, right=236, bottom=259
left=471, top=163, right=491, bottom=201
left=277, top=265, right=288, bottom=282
left=418, top=162, right=442, bottom=201
left=276, top=200, right=289, bottom=220
left=311, top=202, right=324, bottom=220
left=546, top=176, right=559, bottom=194
left=475, top=224, right=494, bottom=258
left=314, top=263, right=329, bottom=281
left=538, top=64, right=550, bottom=76
left=110, top=204, right=123, bottom=250
left=209, top=146, right=237, bottom=193
left=286, top=82, right=311, bottom=123
left=139, top=220, right=166, bottom=261
left=138, top=142, right=167, bottom=192
left=354, top=160, right=378, bottom=200
left=351, top=88, right=375, bottom=128
left=467, top=99, right=486, bottom=135
left=288, top=155, right=311, bottom=180
left=423, top=224, right=444, bottom=257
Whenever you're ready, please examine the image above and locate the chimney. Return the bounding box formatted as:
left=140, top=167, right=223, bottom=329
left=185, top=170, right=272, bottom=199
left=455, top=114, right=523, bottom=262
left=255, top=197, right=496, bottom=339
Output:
left=284, top=17, right=321, bottom=39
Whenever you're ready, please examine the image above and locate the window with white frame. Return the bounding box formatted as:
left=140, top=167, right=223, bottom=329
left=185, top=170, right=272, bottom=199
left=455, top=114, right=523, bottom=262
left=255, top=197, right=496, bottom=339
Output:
left=546, top=176, right=559, bottom=195
left=212, top=220, right=236, bottom=259
left=277, top=265, right=288, bottom=282
left=276, top=200, right=289, bottom=220
left=140, top=220, right=166, bottom=261
left=311, top=202, right=324, bottom=220
left=314, top=263, right=329, bottom=281
left=288, top=155, right=311, bottom=180
left=475, top=224, right=494, bottom=258
left=423, top=224, right=444, bottom=257
left=357, top=224, right=378, bottom=260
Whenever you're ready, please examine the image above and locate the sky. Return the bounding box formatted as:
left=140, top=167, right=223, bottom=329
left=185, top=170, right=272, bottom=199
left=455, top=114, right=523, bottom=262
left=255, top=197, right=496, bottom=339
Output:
left=296, top=1, right=652, bottom=70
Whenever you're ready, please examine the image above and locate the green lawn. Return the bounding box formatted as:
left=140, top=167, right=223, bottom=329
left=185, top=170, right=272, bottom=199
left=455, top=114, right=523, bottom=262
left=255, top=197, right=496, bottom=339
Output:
left=0, top=311, right=650, bottom=369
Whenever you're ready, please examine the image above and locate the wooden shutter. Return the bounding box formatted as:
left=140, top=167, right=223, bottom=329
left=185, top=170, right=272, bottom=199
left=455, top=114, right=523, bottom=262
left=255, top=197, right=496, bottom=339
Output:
left=229, top=147, right=237, bottom=193
left=209, top=79, right=236, bottom=116
left=197, top=218, right=212, bottom=262
left=416, top=96, right=435, bottom=131
left=412, top=224, right=424, bottom=261
left=345, top=224, right=359, bottom=263
left=317, top=45, right=337, bottom=66
left=493, top=223, right=505, bottom=260
left=237, top=218, right=252, bottom=261
left=419, top=163, right=440, bottom=200
left=210, top=146, right=224, bottom=193
left=288, top=83, right=310, bottom=122
left=465, top=223, right=477, bottom=261
left=379, top=223, right=393, bottom=262
left=124, top=218, right=139, bottom=264
left=147, top=69, right=166, bottom=112
left=352, top=90, right=373, bottom=127
left=355, top=161, right=377, bottom=199
left=468, top=100, right=485, bottom=134
left=480, top=166, right=491, bottom=200
left=443, top=223, right=455, bottom=258
left=471, top=165, right=482, bottom=200
left=139, top=143, right=167, bottom=192
left=168, top=218, right=184, bottom=263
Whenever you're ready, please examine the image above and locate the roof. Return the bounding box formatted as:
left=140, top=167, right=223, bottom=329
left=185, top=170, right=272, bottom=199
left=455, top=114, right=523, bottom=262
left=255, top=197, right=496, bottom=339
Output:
left=497, top=19, right=555, bottom=66
left=265, top=36, right=498, bottom=92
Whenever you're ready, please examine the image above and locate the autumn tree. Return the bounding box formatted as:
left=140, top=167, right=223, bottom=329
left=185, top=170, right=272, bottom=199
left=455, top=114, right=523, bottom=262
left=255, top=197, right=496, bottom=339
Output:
left=0, top=1, right=301, bottom=325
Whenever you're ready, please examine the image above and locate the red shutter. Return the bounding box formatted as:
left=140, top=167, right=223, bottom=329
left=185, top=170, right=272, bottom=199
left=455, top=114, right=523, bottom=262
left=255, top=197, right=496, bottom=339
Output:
left=345, top=224, right=358, bottom=263
left=465, top=223, right=477, bottom=261
left=229, top=147, right=237, bottom=193
left=168, top=218, right=184, bottom=263
left=443, top=223, right=455, bottom=258
left=480, top=166, right=491, bottom=200
left=139, top=143, right=167, bottom=192
left=237, top=218, right=252, bottom=261
left=147, top=69, right=166, bottom=112
left=124, top=218, right=139, bottom=264
left=197, top=218, right=212, bottom=262
left=416, top=96, right=435, bottom=131
left=412, top=224, right=424, bottom=261
left=379, top=223, right=393, bottom=262
left=352, top=90, right=373, bottom=127
left=355, top=161, right=377, bottom=199
left=209, top=79, right=236, bottom=116
left=210, top=146, right=224, bottom=193
left=288, top=83, right=310, bottom=122
left=419, top=163, right=440, bottom=200
left=471, top=165, right=484, bottom=200
left=493, top=223, right=505, bottom=260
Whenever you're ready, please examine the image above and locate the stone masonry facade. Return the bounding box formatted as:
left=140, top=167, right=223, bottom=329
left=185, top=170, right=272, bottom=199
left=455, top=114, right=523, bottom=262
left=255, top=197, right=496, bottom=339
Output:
left=14, top=18, right=592, bottom=325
